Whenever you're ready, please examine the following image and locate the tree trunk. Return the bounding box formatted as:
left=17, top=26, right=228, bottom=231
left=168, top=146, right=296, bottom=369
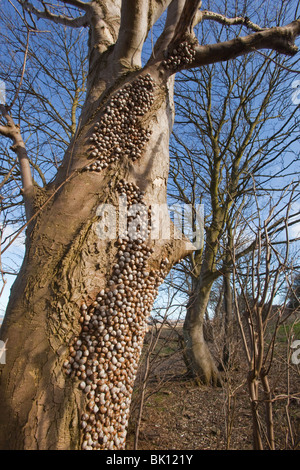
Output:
left=182, top=207, right=224, bottom=387
left=222, top=268, right=233, bottom=367
left=183, top=278, right=221, bottom=386
left=0, top=66, right=191, bottom=450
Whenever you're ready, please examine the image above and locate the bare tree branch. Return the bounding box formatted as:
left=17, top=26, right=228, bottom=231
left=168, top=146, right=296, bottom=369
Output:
left=58, top=0, right=91, bottom=11
left=194, top=10, right=265, bottom=32
left=0, top=126, right=11, bottom=139
left=151, top=0, right=173, bottom=23
left=8, top=30, right=30, bottom=111
left=254, top=49, right=300, bottom=73
left=172, top=0, right=202, bottom=41
left=151, top=0, right=186, bottom=58
left=113, top=0, right=150, bottom=69
left=0, top=105, right=34, bottom=221
left=113, top=0, right=177, bottom=71
left=189, top=20, right=300, bottom=69
left=20, top=0, right=89, bottom=27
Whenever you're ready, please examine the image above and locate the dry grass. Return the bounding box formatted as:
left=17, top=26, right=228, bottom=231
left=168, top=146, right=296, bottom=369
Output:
left=126, top=324, right=300, bottom=450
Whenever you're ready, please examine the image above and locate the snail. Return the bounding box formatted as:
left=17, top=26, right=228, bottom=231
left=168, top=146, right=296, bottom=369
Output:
left=86, top=74, right=155, bottom=172
left=162, top=41, right=196, bottom=70
left=64, top=179, right=169, bottom=450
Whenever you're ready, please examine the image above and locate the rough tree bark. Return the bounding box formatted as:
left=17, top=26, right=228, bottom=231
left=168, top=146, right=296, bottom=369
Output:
left=183, top=220, right=224, bottom=386
left=184, top=274, right=221, bottom=386
left=1, top=0, right=300, bottom=450
left=222, top=228, right=234, bottom=368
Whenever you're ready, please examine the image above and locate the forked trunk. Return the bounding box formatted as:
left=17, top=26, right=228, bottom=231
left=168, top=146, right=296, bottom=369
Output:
left=0, top=68, right=191, bottom=450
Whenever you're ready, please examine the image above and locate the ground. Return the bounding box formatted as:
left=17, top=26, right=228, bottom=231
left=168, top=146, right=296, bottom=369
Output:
left=126, top=323, right=300, bottom=450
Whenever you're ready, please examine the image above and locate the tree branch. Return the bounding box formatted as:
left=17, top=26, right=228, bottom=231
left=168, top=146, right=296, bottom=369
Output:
left=151, top=0, right=186, bottom=58
left=59, top=0, right=90, bottom=11
left=113, top=0, right=150, bottom=70
left=172, top=0, right=202, bottom=41
left=8, top=30, right=30, bottom=112
left=117, top=0, right=173, bottom=66
left=188, top=20, right=300, bottom=69
left=194, top=10, right=265, bottom=32
left=21, top=0, right=89, bottom=27
left=151, top=0, right=173, bottom=23
left=0, top=126, right=11, bottom=138
left=0, top=105, right=34, bottom=222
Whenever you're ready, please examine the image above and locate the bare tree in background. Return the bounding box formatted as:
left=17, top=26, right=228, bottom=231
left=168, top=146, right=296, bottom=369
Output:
left=0, top=13, right=88, bottom=225
left=1, top=0, right=300, bottom=450
left=168, top=2, right=300, bottom=384
left=231, top=184, right=300, bottom=449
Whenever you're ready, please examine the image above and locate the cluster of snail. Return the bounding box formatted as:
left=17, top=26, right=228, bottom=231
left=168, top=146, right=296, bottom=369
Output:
left=86, top=74, right=155, bottom=172
left=64, top=180, right=169, bottom=450
left=162, top=41, right=196, bottom=70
